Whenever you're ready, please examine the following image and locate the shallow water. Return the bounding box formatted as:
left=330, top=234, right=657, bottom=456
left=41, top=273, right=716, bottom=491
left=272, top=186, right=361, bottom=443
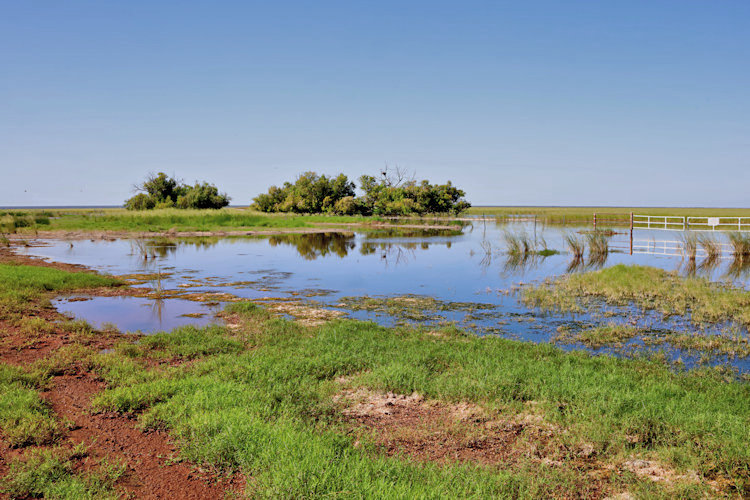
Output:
left=19, top=221, right=750, bottom=372
left=54, top=295, right=219, bottom=333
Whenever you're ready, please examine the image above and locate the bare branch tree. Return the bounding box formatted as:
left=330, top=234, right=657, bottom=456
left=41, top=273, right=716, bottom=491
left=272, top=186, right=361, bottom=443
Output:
left=380, top=164, right=415, bottom=188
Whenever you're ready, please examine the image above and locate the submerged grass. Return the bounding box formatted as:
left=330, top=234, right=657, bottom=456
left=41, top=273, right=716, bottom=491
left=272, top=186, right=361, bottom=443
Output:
left=337, top=295, right=496, bottom=324
left=524, top=264, right=750, bottom=328
left=84, top=303, right=750, bottom=497
left=554, top=323, right=750, bottom=361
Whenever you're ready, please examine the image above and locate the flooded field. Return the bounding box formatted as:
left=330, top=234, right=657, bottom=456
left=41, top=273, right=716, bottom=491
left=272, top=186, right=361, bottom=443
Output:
left=18, top=220, right=750, bottom=374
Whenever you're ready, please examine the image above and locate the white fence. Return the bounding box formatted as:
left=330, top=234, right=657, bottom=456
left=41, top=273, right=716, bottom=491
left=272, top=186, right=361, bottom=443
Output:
left=633, top=215, right=750, bottom=232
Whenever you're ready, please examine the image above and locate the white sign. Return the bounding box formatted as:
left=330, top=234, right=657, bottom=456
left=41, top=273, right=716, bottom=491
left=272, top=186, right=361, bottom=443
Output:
left=707, top=217, right=720, bottom=227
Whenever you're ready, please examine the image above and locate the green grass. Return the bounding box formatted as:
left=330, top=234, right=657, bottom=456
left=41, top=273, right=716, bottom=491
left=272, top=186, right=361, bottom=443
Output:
left=88, top=304, right=749, bottom=497
left=0, top=263, right=119, bottom=295
left=524, top=264, right=750, bottom=327
left=0, top=263, right=120, bottom=318
left=1, top=208, right=382, bottom=233
left=0, top=364, right=58, bottom=447
left=1, top=445, right=124, bottom=500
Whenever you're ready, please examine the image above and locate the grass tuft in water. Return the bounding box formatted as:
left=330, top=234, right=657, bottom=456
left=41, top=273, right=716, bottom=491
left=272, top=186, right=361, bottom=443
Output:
left=564, top=233, right=585, bottom=259
left=728, top=232, right=750, bottom=258
left=698, top=234, right=721, bottom=264
left=680, top=232, right=698, bottom=261
left=585, top=232, right=610, bottom=261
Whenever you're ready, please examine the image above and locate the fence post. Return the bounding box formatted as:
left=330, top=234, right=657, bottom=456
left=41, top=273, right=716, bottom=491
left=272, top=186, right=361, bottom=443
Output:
left=593, top=213, right=597, bottom=231
left=630, top=212, right=633, bottom=255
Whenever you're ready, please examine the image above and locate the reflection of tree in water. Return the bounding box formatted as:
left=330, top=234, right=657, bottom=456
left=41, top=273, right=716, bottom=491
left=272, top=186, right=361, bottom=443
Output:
left=131, top=237, right=221, bottom=259
left=360, top=242, right=417, bottom=265
left=268, top=233, right=355, bottom=260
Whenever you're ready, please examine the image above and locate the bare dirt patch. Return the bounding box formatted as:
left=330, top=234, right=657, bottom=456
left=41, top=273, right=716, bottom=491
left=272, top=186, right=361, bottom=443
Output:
left=266, top=301, right=344, bottom=326
left=338, top=388, right=567, bottom=467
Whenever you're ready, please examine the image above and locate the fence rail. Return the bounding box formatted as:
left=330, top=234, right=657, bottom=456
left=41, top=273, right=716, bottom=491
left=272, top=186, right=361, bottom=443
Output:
left=633, top=215, right=750, bottom=232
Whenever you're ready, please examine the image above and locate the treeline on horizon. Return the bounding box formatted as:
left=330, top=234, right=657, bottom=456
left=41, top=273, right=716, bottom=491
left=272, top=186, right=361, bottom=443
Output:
left=252, top=169, right=471, bottom=216
left=124, top=169, right=471, bottom=216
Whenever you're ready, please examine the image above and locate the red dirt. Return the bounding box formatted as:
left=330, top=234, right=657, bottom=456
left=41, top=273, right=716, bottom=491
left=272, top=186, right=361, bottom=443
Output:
left=339, top=388, right=609, bottom=498
left=0, top=248, right=244, bottom=498
left=42, top=374, right=243, bottom=499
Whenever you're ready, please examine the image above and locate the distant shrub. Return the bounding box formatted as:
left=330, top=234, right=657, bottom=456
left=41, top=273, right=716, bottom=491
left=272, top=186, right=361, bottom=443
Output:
left=124, top=193, right=156, bottom=211
left=252, top=172, right=355, bottom=214
left=12, top=216, right=34, bottom=228
left=253, top=168, right=470, bottom=216
left=176, top=182, right=231, bottom=209
left=124, top=173, right=230, bottom=210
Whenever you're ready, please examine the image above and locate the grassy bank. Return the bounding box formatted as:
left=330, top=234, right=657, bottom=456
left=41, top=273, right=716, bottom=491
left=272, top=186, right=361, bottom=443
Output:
left=1, top=208, right=381, bottom=234
left=82, top=304, right=748, bottom=498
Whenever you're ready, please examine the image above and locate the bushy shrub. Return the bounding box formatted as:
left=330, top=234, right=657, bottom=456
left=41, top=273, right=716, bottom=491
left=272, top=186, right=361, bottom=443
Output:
left=124, top=173, right=230, bottom=210
left=252, top=172, right=355, bottom=213
left=253, top=170, right=470, bottom=216
left=176, top=183, right=231, bottom=209
left=124, top=193, right=156, bottom=211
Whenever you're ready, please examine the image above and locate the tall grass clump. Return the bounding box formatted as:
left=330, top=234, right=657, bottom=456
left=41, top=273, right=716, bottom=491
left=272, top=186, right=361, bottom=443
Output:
left=503, top=231, right=532, bottom=256
left=680, top=232, right=698, bottom=261
left=728, top=232, right=750, bottom=258
left=698, top=234, right=721, bottom=267
left=585, top=232, right=610, bottom=265
left=564, top=233, right=585, bottom=259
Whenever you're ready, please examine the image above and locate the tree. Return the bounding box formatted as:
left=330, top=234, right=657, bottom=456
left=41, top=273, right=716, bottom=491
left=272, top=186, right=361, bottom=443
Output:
left=252, top=172, right=355, bottom=213
left=252, top=170, right=470, bottom=216
left=124, top=173, right=230, bottom=210
left=124, top=193, right=156, bottom=211
left=176, top=182, right=231, bottom=209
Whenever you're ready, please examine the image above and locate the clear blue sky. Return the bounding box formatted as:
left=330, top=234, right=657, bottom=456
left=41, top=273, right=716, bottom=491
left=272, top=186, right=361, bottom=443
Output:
left=2, top=1, right=749, bottom=207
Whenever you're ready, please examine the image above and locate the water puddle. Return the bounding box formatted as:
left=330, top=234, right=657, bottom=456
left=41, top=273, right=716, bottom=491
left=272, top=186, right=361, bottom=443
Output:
left=54, top=295, right=221, bottom=333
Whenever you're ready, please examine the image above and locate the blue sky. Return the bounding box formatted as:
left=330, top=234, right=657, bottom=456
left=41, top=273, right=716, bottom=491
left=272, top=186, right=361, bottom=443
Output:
left=1, top=1, right=749, bottom=207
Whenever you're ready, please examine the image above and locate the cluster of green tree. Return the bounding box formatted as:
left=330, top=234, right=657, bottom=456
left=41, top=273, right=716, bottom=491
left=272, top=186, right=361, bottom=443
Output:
left=252, top=170, right=470, bottom=215
left=124, top=173, right=231, bottom=210
left=252, top=172, right=355, bottom=214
